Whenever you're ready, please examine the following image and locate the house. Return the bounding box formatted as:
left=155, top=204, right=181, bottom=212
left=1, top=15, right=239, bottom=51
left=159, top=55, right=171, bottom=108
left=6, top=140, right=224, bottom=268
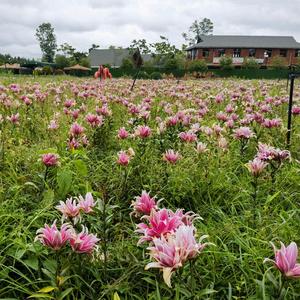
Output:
left=186, top=35, right=300, bottom=66
left=88, top=48, right=152, bottom=68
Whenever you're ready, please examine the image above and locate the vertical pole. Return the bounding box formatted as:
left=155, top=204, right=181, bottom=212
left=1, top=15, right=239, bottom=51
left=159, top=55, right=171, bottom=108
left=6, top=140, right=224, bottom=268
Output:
left=130, top=67, right=140, bottom=92
left=287, top=75, right=294, bottom=147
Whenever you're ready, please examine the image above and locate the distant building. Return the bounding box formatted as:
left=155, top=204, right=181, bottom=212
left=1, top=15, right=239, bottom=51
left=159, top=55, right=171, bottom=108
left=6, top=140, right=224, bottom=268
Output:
left=88, top=48, right=152, bottom=68
left=186, top=35, right=300, bottom=66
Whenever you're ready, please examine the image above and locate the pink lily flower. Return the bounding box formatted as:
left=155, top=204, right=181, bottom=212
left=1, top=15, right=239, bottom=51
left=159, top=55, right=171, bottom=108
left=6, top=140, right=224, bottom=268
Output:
left=264, top=242, right=300, bottom=278
left=131, top=191, right=160, bottom=216
left=78, top=192, right=95, bottom=213
left=35, top=220, right=72, bottom=250
left=56, top=198, right=80, bottom=221
left=70, top=226, right=99, bottom=254
left=163, top=149, right=181, bottom=164
left=41, top=153, right=59, bottom=167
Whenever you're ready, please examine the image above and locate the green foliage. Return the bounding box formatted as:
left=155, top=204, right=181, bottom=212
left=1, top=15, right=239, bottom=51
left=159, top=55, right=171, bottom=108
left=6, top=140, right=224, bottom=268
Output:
left=35, top=23, right=57, bottom=63
left=187, top=59, right=208, bottom=72
left=242, top=57, right=260, bottom=69
left=55, top=55, right=70, bottom=69
left=269, top=56, right=288, bottom=70
left=137, top=71, right=150, bottom=79
left=78, top=57, right=90, bottom=68
left=150, top=71, right=162, bottom=79
left=219, top=56, right=234, bottom=70
left=42, top=66, right=53, bottom=75
left=121, top=57, right=134, bottom=69
left=182, top=18, right=214, bottom=45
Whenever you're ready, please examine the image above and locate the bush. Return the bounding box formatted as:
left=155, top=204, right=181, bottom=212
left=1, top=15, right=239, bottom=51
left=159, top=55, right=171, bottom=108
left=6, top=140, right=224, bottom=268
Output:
left=150, top=71, right=162, bottom=80
left=137, top=71, right=150, bottom=79
left=55, top=54, right=70, bottom=69
left=33, top=68, right=43, bottom=76
left=187, top=59, right=208, bottom=72
left=269, top=56, right=287, bottom=70
left=54, top=69, right=65, bottom=75
left=242, top=58, right=260, bottom=69
left=42, top=66, right=53, bottom=75
left=121, top=57, right=134, bottom=69
left=219, top=56, right=234, bottom=70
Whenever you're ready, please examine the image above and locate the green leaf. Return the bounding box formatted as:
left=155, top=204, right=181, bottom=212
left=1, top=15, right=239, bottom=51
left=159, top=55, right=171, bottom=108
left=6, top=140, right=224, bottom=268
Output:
left=73, top=159, right=88, bottom=177
left=196, top=289, right=217, bottom=296
left=265, top=191, right=280, bottom=206
left=24, top=182, right=40, bottom=190
left=43, top=259, right=57, bottom=274
left=57, top=169, right=73, bottom=197
left=41, top=189, right=55, bottom=206
left=37, top=286, right=57, bottom=293
left=28, top=294, right=54, bottom=299
left=24, top=257, right=39, bottom=270
left=113, top=292, right=121, bottom=300
left=58, top=288, right=73, bottom=300
left=14, top=249, right=26, bottom=259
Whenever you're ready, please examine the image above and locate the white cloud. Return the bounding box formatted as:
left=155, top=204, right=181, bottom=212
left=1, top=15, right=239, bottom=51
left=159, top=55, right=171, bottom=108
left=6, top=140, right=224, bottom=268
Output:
left=0, top=0, right=299, bottom=58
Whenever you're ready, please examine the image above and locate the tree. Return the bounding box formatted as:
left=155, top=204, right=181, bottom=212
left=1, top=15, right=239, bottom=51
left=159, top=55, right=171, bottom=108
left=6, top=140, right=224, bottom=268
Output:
left=35, top=23, right=57, bottom=62
left=88, top=44, right=100, bottom=52
left=57, top=43, right=76, bottom=57
left=182, top=18, right=214, bottom=46
left=129, top=39, right=151, bottom=54
left=55, top=54, right=70, bottom=69
left=150, top=36, right=181, bottom=67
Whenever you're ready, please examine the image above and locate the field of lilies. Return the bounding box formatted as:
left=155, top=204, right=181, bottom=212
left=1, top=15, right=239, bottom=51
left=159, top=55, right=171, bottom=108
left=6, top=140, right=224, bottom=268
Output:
left=0, top=75, right=300, bottom=299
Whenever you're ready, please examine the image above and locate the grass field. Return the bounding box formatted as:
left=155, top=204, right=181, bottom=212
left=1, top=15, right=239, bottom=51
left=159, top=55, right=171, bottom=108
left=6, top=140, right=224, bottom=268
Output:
left=0, top=75, right=299, bottom=299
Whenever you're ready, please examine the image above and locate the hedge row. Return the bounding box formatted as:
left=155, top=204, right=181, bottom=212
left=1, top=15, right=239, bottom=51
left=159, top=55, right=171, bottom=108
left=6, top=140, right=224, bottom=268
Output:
left=102, top=67, right=290, bottom=80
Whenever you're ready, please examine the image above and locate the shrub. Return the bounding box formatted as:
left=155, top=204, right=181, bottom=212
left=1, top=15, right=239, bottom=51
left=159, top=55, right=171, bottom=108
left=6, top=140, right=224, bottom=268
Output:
left=42, top=66, right=53, bottom=75
left=242, top=57, right=260, bottom=69
left=137, top=71, right=150, bottom=79
left=187, top=59, right=208, bottom=72
left=269, top=56, right=288, bottom=70
left=150, top=71, right=162, bottom=80
left=54, top=69, right=65, bottom=75
left=219, top=56, right=234, bottom=70
left=121, top=57, right=134, bottom=69
left=33, top=68, right=43, bottom=76
left=55, top=54, right=70, bottom=69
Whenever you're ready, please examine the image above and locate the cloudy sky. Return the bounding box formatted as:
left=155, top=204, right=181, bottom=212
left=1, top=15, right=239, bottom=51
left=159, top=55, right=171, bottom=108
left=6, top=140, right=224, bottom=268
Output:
left=1, top=0, right=300, bottom=58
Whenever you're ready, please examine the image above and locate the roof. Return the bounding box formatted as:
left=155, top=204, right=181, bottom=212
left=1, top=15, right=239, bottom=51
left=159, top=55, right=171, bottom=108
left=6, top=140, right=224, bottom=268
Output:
left=186, top=35, right=300, bottom=50
left=88, top=48, right=152, bottom=68
left=0, top=63, right=21, bottom=69
left=64, top=64, right=91, bottom=71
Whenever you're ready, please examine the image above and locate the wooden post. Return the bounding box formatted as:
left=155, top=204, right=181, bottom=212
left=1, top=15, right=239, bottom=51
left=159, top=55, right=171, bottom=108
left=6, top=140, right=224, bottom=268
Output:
left=287, top=74, right=294, bottom=147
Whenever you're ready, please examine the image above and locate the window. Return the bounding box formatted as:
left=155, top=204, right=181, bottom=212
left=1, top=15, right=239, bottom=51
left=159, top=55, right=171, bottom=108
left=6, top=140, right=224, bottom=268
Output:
left=202, top=49, right=210, bottom=57
left=191, top=49, right=197, bottom=60
left=249, top=49, right=256, bottom=57
left=216, top=49, right=225, bottom=57
left=233, top=48, right=241, bottom=57
left=264, top=49, right=272, bottom=58
left=279, top=49, right=287, bottom=57
left=295, top=49, right=300, bottom=57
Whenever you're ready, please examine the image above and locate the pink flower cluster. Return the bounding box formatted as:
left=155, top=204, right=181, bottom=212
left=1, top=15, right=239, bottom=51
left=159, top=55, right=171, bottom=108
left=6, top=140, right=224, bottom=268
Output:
left=56, top=192, right=96, bottom=222
left=132, top=191, right=208, bottom=287
left=35, top=221, right=99, bottom=254
left=256, top=143, right=290, bottom=163
left=35, top=192, right=98, bottom=254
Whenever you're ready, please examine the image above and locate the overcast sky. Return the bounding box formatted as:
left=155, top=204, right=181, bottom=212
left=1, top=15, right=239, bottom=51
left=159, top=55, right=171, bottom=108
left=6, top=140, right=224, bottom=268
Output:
left=1, top=0, right=300, bottom=58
